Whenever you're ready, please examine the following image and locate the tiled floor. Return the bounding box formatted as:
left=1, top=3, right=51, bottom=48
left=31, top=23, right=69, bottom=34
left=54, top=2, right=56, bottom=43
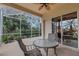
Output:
left=0, top=40, right=79, bottom=56
left=46, top=47, right=79, bottom=56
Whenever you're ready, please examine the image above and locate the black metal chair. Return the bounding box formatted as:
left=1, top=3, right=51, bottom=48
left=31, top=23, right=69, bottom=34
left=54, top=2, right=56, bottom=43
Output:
left=16, top=38, right=42, bottom=56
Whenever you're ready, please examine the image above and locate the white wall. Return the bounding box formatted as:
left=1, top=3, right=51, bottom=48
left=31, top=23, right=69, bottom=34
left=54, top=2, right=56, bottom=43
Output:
left=44, top=20, right=52, bottom=39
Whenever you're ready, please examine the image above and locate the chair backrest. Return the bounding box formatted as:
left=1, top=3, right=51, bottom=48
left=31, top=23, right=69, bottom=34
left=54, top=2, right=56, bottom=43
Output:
left=48, top=33, right=58, bottom=42
left=16, top=38, right=42, bottom=56
left=16, top=38, right=27, bottom=54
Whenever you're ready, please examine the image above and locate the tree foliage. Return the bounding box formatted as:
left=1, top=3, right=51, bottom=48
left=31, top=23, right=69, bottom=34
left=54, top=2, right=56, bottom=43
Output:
left=2, top=14, right=41, bottom=43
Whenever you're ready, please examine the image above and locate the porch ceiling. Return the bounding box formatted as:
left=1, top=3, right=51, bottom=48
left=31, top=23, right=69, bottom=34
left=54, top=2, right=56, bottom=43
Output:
left=3, top=3, right=55, bottom=17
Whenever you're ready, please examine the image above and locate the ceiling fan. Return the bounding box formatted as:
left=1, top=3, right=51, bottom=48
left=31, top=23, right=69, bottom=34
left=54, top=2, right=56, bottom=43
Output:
left=39, top=3, right=50, bottom=10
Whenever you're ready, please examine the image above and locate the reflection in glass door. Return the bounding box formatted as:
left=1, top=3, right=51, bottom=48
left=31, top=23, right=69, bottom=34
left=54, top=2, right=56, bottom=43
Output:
left=52, top=12, right=78, bottom=48
left=52, top=16, right=61, bottom=43
left=62, top=12, right=78, bottom=48
left=62, top=19, right=78, bottom=48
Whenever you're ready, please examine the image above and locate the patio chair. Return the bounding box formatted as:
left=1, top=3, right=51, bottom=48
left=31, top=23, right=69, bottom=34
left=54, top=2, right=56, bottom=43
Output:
left=48, top=33, right=59, bottom=42
left=16, top=38, right=42, bottom=56
left=48, top=33, right=59, bottom=56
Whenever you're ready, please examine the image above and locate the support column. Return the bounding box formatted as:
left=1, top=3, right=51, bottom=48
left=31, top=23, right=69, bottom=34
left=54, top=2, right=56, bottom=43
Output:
left=0, top=8, right=3, bottom=45
left=60, top=16, right=63, bottom=45
left=77, top=11, right=79, bottom=49
left=43, top=20, right=45, bottom=40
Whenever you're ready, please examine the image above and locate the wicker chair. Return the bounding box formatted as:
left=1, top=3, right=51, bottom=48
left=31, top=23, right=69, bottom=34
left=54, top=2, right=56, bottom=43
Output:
left=16, top=38, right=42, bottom=56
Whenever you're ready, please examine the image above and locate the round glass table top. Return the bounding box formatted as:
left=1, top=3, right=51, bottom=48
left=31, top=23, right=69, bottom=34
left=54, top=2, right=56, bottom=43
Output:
left=33, top=39, right=59, bottom=48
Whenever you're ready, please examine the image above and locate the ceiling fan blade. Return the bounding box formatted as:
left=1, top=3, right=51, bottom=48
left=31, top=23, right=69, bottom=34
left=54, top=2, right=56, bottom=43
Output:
left=45, top=5, right=50, bottom=10
left=39, top=4, right=44, bottom=10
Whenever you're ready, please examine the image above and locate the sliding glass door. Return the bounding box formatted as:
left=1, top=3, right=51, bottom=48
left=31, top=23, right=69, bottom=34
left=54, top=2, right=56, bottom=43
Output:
left=62, top=12, right=78, bottom=48
left=52, top=16, right=61, bottom=43
left=62, top=19, right=78, bottom=48
left=52, top=12, right=78, bottom=48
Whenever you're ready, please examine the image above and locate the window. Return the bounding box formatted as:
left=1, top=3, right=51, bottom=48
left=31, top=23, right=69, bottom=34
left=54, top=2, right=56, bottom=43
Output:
left=21, top=15, right=31, bottom=38
left=1, top=8, right=41, bottom=43
left=2, top=15, right=20, bottom=43
left=31, top=16, right=41, bottom=37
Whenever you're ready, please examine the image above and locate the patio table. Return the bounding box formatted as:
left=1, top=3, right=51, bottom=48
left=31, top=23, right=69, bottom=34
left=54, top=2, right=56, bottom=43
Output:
left=33, top=39, right=59, bottom=56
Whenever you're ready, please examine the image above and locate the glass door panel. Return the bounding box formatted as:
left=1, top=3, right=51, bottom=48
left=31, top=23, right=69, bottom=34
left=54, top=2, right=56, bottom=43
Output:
left=52, top=12, right=78, bottom=48
left=52, top=16, right=61, bottom=43
left=62, top=19, right=78, bottom=48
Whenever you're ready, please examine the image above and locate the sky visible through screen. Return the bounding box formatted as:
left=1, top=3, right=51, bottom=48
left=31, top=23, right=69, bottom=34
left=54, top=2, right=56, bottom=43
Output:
left=61, top=19, right=78, bottom=31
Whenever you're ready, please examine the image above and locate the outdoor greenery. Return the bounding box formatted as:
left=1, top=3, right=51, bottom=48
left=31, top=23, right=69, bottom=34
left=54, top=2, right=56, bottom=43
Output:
left=62, top=19, right=78, bottom=39
left=2, top=14, right=41, bottom=43
left=2, top=16, right=20, bottom=43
